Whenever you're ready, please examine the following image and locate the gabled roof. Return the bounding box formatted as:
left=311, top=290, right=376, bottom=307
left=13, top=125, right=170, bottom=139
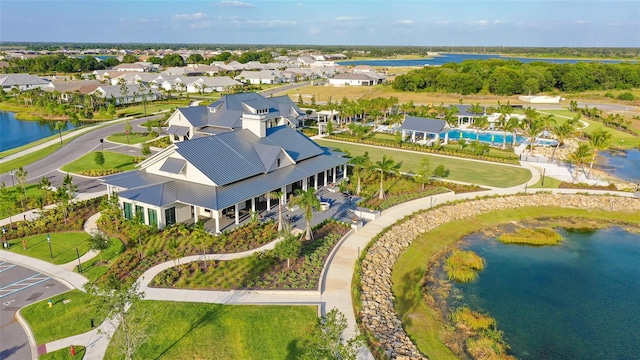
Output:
left=44, top=80, right=101, bottom=93
left=253, top=142, right=286, bottom=169
left=451, top=104, right=486, bottom=117
left=166, top=125, right=191, bottom=136
left=258, top=126, right=323, bottom=162
left=0, top=73, right=49, bottom=87
left=401, top=116, right=450, bottom=134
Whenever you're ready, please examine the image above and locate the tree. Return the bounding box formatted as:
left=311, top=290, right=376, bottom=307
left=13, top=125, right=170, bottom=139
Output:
left=373, top=155, right=399, bottom=200
left=473, top=115, right=489, bottom=140
left=587, top=129, right=612, bottom=178
left=94, top=151, right=105, bottom=169
left=267, top=190, right=284, bottom=232
left=522, top=107, right=544, bottom=156
left=121, top=54, right=138, bottom=63
left=443, top=106, right=459, bottom=128
left=124, top=120, right=132, bottom=144
left=325, top=120, right=334, bottom=135
left=89, top=231, right=112, bottom=263
left=550, top=123, right=574, bottom=161
left=289, top=187, right=320, bottom=241
left=301, top=308, right=364, bottom=360
left=569, top=143, right=592, bottom=180
left=141, top=142, right=151, bottom=157
left=497, top=103, right=514, bottom=149
left=84, top=278, right=148, bottom=360
left=273, top=233, right=302, bottom=268
left=414, top=157, right=432, bottom=189
left=107, top=103, right=116, bottom=118
left=54, top=120, right=65, bottom=145
left=39, top=176, right=51, bottom=191
left=15, top=167, right=28, bottom=209
left=349, top=152, right=370, bottom=195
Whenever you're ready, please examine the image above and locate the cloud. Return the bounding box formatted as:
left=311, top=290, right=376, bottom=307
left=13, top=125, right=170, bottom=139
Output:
left=217, top=1, right=255, bottom=7
left=334, top=16, right=368, bottom=22
left=245, top=19, right=297, bottom=28
left=573, top=20, right=587, bottom=24
left=436, top=20, right=450, bottom=25
left=173, top=12, right=209, bottom=21
left=473, top=20, right=489, bottom=26
left=395, top=19, right=413, bottom=25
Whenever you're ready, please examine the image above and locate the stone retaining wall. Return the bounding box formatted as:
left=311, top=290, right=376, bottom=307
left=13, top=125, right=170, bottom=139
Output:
left=358, top=194, right=640, bottom=360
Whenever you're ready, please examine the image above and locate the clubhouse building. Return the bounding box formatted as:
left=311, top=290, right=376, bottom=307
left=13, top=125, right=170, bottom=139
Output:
left=101, top=92, right=349, bottom=233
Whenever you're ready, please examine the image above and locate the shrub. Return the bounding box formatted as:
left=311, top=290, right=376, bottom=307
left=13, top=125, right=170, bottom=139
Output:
left=444, top=250, right=485, bottom=282
left=498, top=227, right=562, bottom=245
left=617, top=91, right=635, bottom=101
left=452, top=307, right=496, bottom=331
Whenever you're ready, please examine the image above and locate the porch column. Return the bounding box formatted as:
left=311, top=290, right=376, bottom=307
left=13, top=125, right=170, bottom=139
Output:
left=251, top=197, right=256, bottom=212
left=281, top=186, right=287, bottom=205
left=266, top=193, right=271, bottom=211
left=302, top=178, right=308, bottom=191
left=343, top=164, right=347, bottom=179
left=193, top=206, right=198, bottom=223
left=214, top=211, right=220, bottom=233
left=435, top=133, right=440, bottom=144
left=235, top=203, right=240, bottom=224
left=402, top=129, right=406, bottom=139
left=412, top=131, right=416, bottom=142
left=444, top=132, right=449, bottom=144
left=324, top=170, right=328, bottom=186
left=314, top=174, right=318, bottom=190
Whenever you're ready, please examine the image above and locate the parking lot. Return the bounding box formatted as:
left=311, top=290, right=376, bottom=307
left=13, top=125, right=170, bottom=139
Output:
left=0, top=261, right=68, bottom=360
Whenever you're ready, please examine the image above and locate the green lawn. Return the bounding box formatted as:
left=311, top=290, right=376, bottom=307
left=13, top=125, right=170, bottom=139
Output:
left=22, top=290, right=108, bottom=344
left=539, top=110, right=640, bottom=147
left=529, top=175, right=562, bottom=188
left=0, top=138, right=74, bottom=174
left=391, top=207, right=640, bottom=360
left=106, top=132, right=155, bottom=145
left=39, top=346, right=85, bottom=360
left=316, top=139, right=531, bottom=188
left=61, top=151, right=137, bottom=174
left=7, top=231, right=91, bottom=264
left=74, top=238, right=125, bottom=281
left=104, top=302, right=316, bottom=360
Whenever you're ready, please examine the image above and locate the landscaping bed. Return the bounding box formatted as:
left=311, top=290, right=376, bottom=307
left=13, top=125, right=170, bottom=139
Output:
left=150, top=220, right=351, bottom=290
left=100, top=220, right=280, bottom=283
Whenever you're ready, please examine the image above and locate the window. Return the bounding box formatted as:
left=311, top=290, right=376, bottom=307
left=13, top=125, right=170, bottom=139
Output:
left=135, top=205, right=145, bottom=223
left=277, top=158, right=281, bottom=167
left=123, top=202, right=133, bottom=220
left=165, top=207, right=176, bottom=226
left=148, top=209, right=158, bottom=227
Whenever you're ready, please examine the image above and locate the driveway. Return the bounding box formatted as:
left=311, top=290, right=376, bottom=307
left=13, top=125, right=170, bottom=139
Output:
left=0, top=261, right=69, bottom=360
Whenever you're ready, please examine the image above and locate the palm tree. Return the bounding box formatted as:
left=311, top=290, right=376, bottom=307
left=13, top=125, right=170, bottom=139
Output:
left=587, top=129, right=613, bottom=178
left=540, top=114, right=557, bottom=135
left=267, top=190, right=284, bottom=231
left=443, top=106, right=459, bottom=128
left=469, top=102, right=484, bottom=125
left=569, top=143, right=592, bottom=180
left=289, top=188, right=320, bottom=241
left=522, top=107, right=544, bottom=155
left=473, top=116, right=489, bottom=141
left=550, top=123, right=574, bottom=161
left=373, top=155, right=399, bottom=200
left=349, top=152, right=371, bottom=195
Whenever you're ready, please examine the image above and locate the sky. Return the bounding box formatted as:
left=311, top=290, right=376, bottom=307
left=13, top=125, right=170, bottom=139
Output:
left=1, top=0, right=639, bottom=47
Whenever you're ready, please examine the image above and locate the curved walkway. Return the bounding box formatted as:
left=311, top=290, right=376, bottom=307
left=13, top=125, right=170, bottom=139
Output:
left=2, top=157, right=636, bottom=359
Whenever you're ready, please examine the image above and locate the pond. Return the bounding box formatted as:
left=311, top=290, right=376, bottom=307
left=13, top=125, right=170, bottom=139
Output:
left=448, top=225, right=640, bottom=360
left=597, top=149, right=640, bottom=183
left=0, top=111, right=81, bottom=152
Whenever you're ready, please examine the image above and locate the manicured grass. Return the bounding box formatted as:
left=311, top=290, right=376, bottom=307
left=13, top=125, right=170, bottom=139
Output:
left=530, top=175, right=562, bottom=188
left=39, top=346, right=86, bottom=360
left=539, top=110, right=640, bottom=147
left=22, top=290, right=108, bottom=344
left=115, top=101, right=189, bottom=118
left=391, top=207, right=640, bottom=360
left=0, top=138, right=73, bottom=174
left=74, top=238, right=125, bottom=282
left=1, top=182, right=52, bottom=215
left=106, top=132, right=155, bottom=145
left=103, top=302, right=316, bottom=360
left=316, top=139, right=532, bottom=188
left=61, top=151, right=137, bottom=175
left=7, top=231, right=91, bottom=264
left=498, top=227, right=562, bottom=245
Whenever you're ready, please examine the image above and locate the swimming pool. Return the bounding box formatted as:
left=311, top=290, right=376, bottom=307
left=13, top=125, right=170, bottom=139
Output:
left=446, top=129, right=557, bottom=146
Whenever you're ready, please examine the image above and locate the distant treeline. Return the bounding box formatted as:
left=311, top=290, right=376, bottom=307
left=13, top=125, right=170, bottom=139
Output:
left=2, top=42, right=639, bottom=60
left=392, top=59, right=640, bottom=95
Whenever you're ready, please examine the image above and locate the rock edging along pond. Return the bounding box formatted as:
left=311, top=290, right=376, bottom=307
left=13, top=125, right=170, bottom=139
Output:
left=357, top=194, right=640, bottom=360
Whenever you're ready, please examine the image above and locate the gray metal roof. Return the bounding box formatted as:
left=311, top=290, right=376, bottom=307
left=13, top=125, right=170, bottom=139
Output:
left=452, top=104, right=485, bottom=117
left=166, top=125, right=190, bottom=136
left=119, top=151, right=347, bottom=211
left=401, top=116, right=450, bottom=134
left=176, top=107, right=209, bottom=128
left=174, top=131, right=266, bottom=186
left=253, top=143, right=282, bottom=169
left=259, top=126, right=324, bottom=162
left=159, top=158, right=187, bottom=174
left=100, top=170, right=169, bottom=189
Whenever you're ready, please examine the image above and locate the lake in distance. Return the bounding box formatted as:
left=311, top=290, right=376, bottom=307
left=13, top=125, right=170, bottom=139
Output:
left=449, top=226, right=640, bottom=360
left=338, top=53, right=633, bottom=67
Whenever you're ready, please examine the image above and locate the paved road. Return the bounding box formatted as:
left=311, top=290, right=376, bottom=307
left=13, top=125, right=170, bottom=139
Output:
left=0, top=261, right=69, bottom=360
left=0, top=115, right=161, bottom=193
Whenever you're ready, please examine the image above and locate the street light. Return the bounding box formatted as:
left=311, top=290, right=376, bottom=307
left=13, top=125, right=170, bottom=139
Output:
left=100, top=138, right=104, bottom=152
left=9, top=170, right=15, bottom=187
left=2, top=226, right=7, bottom=248
left=47, top=234, right=52, bottom=259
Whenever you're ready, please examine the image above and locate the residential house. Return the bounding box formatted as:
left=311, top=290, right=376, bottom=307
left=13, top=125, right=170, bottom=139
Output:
left=112, top=62, right=149, bottom=72
left=185, top=76, right=242, bottom=93
left=328, top=72, right=385, bottom=86
left=43, top=80, right=101, bottom=102
left=0, top=73, right=50, bottom=91
left=90, top=84, right=161, bottom=106
left=101, top=95, right=348, bottom=233
left=234, top=70, right=286, bottom=85
left=165, top=92, right=305, bottom=142
left=151, top=75, right=190, bottom=92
